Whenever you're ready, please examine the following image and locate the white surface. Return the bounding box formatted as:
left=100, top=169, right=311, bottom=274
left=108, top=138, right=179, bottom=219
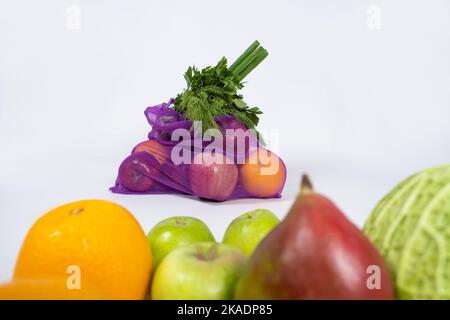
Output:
left=1, top=0, right=450, bottom=282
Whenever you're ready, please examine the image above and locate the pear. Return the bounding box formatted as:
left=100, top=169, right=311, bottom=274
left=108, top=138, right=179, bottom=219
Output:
left=234, top=175, right=394, bottom=300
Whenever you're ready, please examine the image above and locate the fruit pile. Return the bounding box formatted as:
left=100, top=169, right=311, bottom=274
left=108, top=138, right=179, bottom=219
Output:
left=0, top=175, right=394, bottom=300
left=3, top=165, right=450, bottom=299
left=149, top=209, right=279, bottom=300
left=2, top=39, right=447, bottom=299
left=110, top=41, right=287, bottom=201
left=110, top=106, right=287, bottom=201
left=146, top=176, right=395, bottom=300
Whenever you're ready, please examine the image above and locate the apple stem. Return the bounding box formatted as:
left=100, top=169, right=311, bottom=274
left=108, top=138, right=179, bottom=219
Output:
left=175, top=218, right=187, bottom=225
left=206, top=244, right=219, bottom=260
left=195, top=244, right=219, bottom=261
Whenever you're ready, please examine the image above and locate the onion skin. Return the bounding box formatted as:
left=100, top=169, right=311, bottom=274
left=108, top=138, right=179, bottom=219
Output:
left=189, top=153, right=238, bottom=201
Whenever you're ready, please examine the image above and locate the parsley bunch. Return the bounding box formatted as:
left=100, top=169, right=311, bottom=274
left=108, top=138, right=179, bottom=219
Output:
left=173, top=41, right=268, bottom=136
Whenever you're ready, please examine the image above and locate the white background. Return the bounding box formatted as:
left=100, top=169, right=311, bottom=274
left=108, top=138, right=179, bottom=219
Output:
left=1, top=0, right=449, bottom=282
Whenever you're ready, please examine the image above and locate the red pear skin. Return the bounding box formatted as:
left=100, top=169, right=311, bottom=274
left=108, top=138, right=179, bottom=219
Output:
left=234, top=176, right=394, bottom=300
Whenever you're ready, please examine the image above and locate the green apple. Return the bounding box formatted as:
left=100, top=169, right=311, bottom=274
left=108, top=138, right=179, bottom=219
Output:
left=147, top=216, right=215, bottom=269
left=223, top=209, right=280, bottom=256
left=151, top=242, right=246, bottom=300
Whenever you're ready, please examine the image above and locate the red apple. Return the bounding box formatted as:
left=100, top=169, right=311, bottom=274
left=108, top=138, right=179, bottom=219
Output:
left=189, top=153, right=238, bottom=201
left=118, top=153, right=157, bottom=192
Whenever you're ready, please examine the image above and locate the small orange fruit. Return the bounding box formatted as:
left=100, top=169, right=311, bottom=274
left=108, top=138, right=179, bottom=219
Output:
left=239, top=149, right=287, bottom=198
left=0, top=278, right=111, bottom=300
left=133, top=140, right=169, bottom=165
left=14, top=200, right=152, bottom=300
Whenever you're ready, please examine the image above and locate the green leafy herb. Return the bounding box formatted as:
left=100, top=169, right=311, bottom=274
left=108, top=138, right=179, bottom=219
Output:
left=173, top=41, right=268, bottom=138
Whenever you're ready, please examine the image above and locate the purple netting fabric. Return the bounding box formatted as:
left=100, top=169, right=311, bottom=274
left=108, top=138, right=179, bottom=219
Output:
left=110, top=99, right=287, bottom=201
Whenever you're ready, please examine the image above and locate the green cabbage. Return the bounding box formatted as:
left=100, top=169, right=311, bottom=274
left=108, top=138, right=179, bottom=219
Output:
left=364, top=165, right=450, bottom=299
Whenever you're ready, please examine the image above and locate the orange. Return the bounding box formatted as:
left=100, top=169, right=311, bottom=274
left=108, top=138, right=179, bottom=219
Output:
left=133, top=140, right=169, bottom=165
left=240, top=150, right=287, bottom=198
left=14, top=200, right=152, bottom=300
left=0, top=278, right=111, bottom=300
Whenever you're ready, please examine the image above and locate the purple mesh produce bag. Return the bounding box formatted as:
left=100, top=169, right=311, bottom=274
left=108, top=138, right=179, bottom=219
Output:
left=110, top=100, right=287, bottom=201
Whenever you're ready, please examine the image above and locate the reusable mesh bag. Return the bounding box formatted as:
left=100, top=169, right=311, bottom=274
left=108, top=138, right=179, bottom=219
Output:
left=110, top=100, right=286, bottom=201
